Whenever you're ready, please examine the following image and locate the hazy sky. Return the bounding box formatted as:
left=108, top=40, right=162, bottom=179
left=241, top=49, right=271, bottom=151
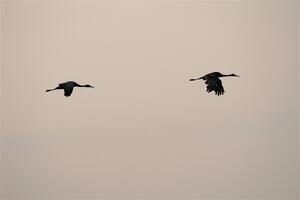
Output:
left=1, top=1, right=299, bottom=199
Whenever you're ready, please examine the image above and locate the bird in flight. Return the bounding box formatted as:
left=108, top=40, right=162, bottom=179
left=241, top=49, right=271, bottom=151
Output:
left=45, top=81, right=94, bottom=97
left=190, top=72, right=239, bottom=96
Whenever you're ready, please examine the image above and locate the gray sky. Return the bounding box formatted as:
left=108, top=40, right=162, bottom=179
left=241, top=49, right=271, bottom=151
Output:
left=1, top=1, right=299, bottom=199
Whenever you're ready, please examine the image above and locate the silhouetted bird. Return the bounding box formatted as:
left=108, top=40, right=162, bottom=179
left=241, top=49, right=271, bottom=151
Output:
left=45, top=81, right=94, bottom=97
left=190, top=72, right=239, bottom=96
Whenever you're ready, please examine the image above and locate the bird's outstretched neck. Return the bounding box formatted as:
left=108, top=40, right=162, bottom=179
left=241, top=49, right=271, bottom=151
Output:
left=222, top=74, right=239, bottom=77
left=77, top=84, right=94, bottom=88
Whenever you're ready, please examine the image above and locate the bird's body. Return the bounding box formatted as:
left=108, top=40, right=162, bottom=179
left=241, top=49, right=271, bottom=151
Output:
left=190, top=72, right=239, bottom=96
left=46, top=81, right=94, bottom=97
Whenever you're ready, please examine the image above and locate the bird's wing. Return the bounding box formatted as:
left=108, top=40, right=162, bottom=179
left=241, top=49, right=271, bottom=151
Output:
left=205, top=78, right=225, bottom=96
left=59, top=82, right=67, bottom=88
left=64, top=87, right=73, bottom=97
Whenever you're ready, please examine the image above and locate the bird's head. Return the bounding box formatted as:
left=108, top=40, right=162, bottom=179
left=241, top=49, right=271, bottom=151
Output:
left=230, top=73, right=239, bottom=77
left=84, top=84, right=94, bottom=88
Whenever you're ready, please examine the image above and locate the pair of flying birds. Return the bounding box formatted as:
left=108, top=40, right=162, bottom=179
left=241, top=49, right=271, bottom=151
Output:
left=45, top=71, right=239, bottom=97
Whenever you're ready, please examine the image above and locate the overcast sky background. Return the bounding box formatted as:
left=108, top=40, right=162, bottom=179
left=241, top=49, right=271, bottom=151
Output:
left=1, top=1, right=299, bottom=199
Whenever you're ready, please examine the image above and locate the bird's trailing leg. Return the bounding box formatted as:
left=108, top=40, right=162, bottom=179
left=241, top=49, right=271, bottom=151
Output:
left=189, top=77, right=203, bottom=81
left=45, top=86, right=60, bottom=92
left=190, top=75, right=205, bottom=81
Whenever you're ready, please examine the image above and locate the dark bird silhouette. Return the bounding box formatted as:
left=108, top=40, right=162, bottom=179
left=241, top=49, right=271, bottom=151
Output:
left=190, top=72, right=239, bottom=96
left=45, top=81, right=94, bottom=97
